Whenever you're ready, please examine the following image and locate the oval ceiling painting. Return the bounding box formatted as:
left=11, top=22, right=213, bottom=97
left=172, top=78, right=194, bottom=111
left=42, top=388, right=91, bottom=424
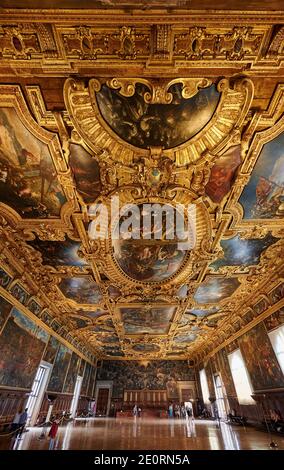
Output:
left=132, top=343, right=160, bottom=353
left=112, top=204, right=190, bottom=282
left=96, top=83, right=220, bottom=149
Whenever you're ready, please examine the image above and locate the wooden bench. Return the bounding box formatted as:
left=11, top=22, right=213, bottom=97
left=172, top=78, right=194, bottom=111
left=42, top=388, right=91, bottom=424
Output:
left=227, top=414, right=247, bottom=426
left=262, top=419, right=284, bottom=434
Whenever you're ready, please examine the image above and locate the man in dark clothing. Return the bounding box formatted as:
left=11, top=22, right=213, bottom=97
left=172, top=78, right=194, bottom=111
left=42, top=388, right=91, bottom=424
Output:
left=17, top=408, right=28, bottom=439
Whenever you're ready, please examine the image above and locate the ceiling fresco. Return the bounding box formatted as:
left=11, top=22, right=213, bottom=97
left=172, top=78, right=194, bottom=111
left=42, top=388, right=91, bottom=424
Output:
left=59, top=277, right=103, bottom=305
left=0, top=108, right=66, bottom=218
left=28, top=237, right=87, bottom=267
left=120, top=306, right=176, bottom=335
left=0, top=5, right=284, bottom=362
left=239, top=131, right=284, bottom=219
left=96, top=83, right=220, bottom=149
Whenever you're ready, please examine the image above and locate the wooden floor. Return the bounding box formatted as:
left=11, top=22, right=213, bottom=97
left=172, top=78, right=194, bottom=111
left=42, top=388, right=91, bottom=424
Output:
left=1, top=417, right=284, bottom=450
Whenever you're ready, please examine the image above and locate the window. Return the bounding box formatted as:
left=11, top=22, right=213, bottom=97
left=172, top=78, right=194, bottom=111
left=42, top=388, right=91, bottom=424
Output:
left=228, top=349, right=254, bottom=405
left=268, top=324, right=284, bottom=375
left=214, top=374, right=227, bottom=419
left=199, top=368, right=210, bottom=404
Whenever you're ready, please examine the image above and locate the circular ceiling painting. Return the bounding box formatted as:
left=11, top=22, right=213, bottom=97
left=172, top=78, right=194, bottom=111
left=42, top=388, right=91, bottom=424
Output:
left=96, top=83, right=220, bottom=149
left=112, top=204, right=190, bottom=282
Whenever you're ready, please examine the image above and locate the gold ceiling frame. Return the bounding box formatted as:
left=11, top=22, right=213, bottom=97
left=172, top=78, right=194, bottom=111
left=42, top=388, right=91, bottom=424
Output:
left=55, top=273, right=108, bottom=310
left=2, top=73, right=283, bottom=360
left=116, top=303, right=178, bottom=336
left=64, top=76, right=254, bottom=168
left=0, top=12, right=281, bottom=77
left=89, top=192, right=211, bottom=289
left=63, top=75, right=254, bottom=290
left=227, top=109, right=284, bottom=232
left=104, top=77, right=212, bottom=104
left=0, top=85, right=78, bottom=240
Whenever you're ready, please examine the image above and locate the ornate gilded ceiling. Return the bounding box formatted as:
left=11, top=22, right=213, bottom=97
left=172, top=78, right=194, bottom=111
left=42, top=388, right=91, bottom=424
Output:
left=0, top=4, right=284, bottom=362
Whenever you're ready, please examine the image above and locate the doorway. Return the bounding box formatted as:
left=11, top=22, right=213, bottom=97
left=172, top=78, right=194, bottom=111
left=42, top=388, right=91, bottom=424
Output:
left=70, top=375, right=83, bottom=418
left=213, top=374, right=227, bottom=420
left=96, top=388, right=110, bottom=416
left=26, top=362, right=52, bottom=426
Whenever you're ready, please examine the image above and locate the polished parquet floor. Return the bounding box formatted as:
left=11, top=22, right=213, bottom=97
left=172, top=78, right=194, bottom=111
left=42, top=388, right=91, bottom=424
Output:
left=1, top=417, right=284, bottom=450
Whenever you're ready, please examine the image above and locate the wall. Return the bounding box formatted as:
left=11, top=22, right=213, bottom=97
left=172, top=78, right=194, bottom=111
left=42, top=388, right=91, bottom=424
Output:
left=197, top=302, right=284, bottom=423
left=0, top=268, right=97, bottom=428
left=97, top=360, right=196, bottom=414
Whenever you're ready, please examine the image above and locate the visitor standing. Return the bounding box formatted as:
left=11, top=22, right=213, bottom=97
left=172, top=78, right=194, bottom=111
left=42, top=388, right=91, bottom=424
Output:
left=11, top=409, right=21, bottom=436
left=48, top=418, right=59, bottom=450
left=17, top=408, right=28, bottom=439
left=133, top=404, right=138, bottom=417
left=168, top=403, right=174, bottom=418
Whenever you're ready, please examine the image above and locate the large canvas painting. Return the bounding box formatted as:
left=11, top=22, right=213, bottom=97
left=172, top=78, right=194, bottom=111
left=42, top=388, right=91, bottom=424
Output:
left=81, top=362, right=92, bottom=395
left=97, top=333, right=119, bottom=344
left=173, top=332, right=198, bottom=345
left=239, top=323, right=284, bottom=390
left=185, top=307, right=219, bottom=318
left=0, top=267, right=12, bottom=288
left=59, top=276, right=102, bottom=304
left=47, top=344, right=72, bottom=392
left=28, top=299, right=42, bottom=316
left=205, top=364, right=215, bottom=400
left=11, top=308, right=49, bottom=343
left=205, top=145, right=241, bottom=203
left=43, top=335, right=60, bottom=364
left=87, top=367, right=96, bottom=397
left=252, top=298, right=269, bottom=317
left=269, top=282, right=284, bottom=304
left=96, top=83, right=220, bottom=149
left=121, top=306, right=175, bottom=334
left=102, top=345, right=125, bottom=357
left=70, top=316, right=90, bottom=329
left=93, top=317, right=115, bottom=333
left=0, top=107, right=66, bottom=218
left=28, top=237, right=87, bottom=267
left=132, top=343, right=160, bottom=352
left=112, top=202, right=189, bottom=282
left=264, top=307, right=284, bottom=331
left=216, top=349, right=236, bottom=398
left=0, top=317, right=46, bottom=388
left=239, top=131, right=284, bottom=219
left=74, top=309, right=107, bottom=320
left=69, top=143, right=101, bottom=204
left=194, top=277, right=240, bottom=303
left=97, top=360, right=195, bottom=399
left=64, top=352, right=81, bottom=394
left=113, top=240, right=186, bottom=282
left=10, top=283, right=29, bottom=305
left=79, top=359, right=86, bottom=377
left=210, top=233, right=278, bottom=270
left=0, top=295, right=12, bottom=330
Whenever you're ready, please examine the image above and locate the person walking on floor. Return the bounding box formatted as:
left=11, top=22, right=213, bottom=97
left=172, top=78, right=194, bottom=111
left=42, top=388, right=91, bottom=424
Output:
left=133, top=404, right=138, bottom=418
left=48, top=418, right=59, bottom=450
left=17, top=408, right=28, bottom=439
left=11, top=408, right=21, bottom=436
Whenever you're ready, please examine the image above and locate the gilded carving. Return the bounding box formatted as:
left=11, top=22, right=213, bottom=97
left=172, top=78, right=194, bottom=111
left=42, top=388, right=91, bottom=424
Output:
left=0, top=5, right=283, bottom=363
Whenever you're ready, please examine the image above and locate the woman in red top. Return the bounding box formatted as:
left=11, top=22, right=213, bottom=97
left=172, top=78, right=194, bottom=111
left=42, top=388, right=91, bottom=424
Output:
left=48, top=419, right=59, bottom=450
